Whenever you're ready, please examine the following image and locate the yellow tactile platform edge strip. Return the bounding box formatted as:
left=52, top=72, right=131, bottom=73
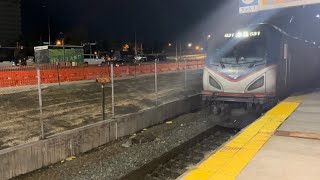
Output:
left=181, top=96, right=304, bottom=180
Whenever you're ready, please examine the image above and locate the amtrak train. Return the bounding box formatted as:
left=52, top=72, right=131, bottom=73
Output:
left=202, top=23, right=320, bottom=114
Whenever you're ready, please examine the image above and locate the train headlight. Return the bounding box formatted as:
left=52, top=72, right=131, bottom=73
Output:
left=209, top=76, right=222, bottom=90
left=248, top=76, right=265, bottom=91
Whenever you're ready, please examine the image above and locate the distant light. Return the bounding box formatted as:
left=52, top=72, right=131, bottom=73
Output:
left=123, top=44, right=129, bottom=51
left=168, top=43, right=172, bottom=47
left=56, top=40, right=62, bottom=45
left=188, top=43, right=192, bottom=48
left=195, top=45, right=200, bottom=50
left=201, top=47, right=204, bottom=51
left=316, top=14, right=320, bottom=18
left=207, top=34, right=211, bottom=39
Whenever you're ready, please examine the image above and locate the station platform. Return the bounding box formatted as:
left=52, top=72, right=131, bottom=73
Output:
left=180, top=89, right=320, bottom=180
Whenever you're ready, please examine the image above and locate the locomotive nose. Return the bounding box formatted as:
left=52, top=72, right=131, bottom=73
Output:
left=203, top=65, right=276, bottom=94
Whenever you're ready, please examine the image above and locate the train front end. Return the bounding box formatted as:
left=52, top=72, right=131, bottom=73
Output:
left=203, top=28, right=279, bottom=112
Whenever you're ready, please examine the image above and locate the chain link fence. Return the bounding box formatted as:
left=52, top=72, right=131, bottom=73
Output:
left=0, top=60, right=203, bottom=150
left=0, top=66, right=42, bottom=149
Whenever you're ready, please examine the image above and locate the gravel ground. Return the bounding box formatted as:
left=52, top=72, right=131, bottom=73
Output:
left=15, top=109, right=260, bottom=180
left=0, top=70, right=202, bottom=150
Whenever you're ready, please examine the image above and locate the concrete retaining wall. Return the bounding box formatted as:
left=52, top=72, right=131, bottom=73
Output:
left=0, top=94, right=202, bottom=180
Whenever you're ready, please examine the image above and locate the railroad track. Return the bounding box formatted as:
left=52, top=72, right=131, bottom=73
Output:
left=120, top=125, right=239, bottom=180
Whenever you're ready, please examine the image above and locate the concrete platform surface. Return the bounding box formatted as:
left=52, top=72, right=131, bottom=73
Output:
left=279, top=91, right=320, bottom=134
left=237, top=136, right=320, bottom=180
left=238, top=91, right=320, bottom=180
left=180, top=91, right=319, bottom=180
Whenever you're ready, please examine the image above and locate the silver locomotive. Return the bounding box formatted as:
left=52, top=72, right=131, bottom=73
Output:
left=203, top=24, right=320, bottom=114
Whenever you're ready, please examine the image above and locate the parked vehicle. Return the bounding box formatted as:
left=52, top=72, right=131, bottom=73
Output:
left=84, top=54, right=106, bottom=66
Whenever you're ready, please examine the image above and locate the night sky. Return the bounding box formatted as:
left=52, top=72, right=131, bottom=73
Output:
left=21, top=0, right=320, bottom=45
left=22, top=0, right=224, bottom=43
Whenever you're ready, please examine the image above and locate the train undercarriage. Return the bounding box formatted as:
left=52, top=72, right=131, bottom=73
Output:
left=202, top=93, right=278, bottom=115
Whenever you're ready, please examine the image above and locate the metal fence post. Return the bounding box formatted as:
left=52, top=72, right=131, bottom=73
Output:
left=63, top=39, right=66, bottom=61
left=101, top=83, right=105, bottom=121
left=155, top=60, right=158, bottom=106
left=110, top=63, right=117, bottom=139
left=37, top=67, right=44, bottom=140
left=135, top=63, right=137, bottom=79
left=111, top=63, right=115, bottom=119
left=56, top=63, right=61, bottom=86
left=184, top=58, right=187, bottom=90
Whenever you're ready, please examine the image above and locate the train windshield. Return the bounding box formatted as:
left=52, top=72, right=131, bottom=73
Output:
left=211, top=32, right=267, bottom=65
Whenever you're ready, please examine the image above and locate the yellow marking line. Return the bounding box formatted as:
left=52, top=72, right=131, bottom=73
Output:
left=181, top=96, right=304, bottom=180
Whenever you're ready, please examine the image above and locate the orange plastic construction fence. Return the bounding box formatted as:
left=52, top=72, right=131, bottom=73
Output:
left=0, top=60, right=204, bottom=88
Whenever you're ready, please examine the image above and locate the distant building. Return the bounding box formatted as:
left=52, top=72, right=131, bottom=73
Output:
left=0, top=0, right=21, bottom=46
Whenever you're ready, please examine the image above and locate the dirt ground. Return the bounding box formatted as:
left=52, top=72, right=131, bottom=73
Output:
left=15, top=109, right=260, bottom=180
left=0, top=70, right=202, bottom=150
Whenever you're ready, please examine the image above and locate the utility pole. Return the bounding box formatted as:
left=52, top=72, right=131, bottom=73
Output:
left=63, top=38, right=65, bottom=61
left=176, top=41, right=178, bottom=61
left=134, top=31, right=137, bottom=56
left=155, top=60, right=158, bottom=106
left=179, top=42, right=182, bottom=60
left=48, top=17, right=51, bottom=45
left=59, top=32, right=65, bottom=61
left=42, top=0, right=51, bottom=45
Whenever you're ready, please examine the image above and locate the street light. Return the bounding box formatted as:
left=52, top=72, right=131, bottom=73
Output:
left=207, top=34, right=211, bottom=39
left=188, top=43, right=193, bottom=48
left=56, top=40, right=62, bottom=45
left=167, top=42, right=178, bottom=61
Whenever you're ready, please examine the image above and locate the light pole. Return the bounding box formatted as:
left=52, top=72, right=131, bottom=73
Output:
left=179, top=42, right=182, bottom=60
left=48, top=17, right=51, bottom=45
left=168, top=42, right=178, bottom=61
left=63, top=38, right=65, bottom=61
left=59, top=32, right=65, bottom=61
left=203, top=34, right=211, bottom=57
left=187, top=43, right=193, bottom=55
left=134, top=31, right=137, bottom=56
left=42, top=0, right=51, bottom=45
left=175, top=41, right=178, bottom=61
